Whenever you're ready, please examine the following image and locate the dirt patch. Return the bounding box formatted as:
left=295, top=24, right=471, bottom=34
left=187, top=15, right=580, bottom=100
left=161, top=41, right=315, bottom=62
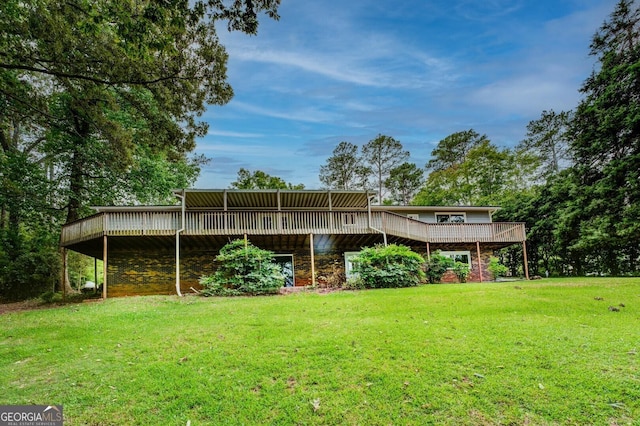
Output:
left=0, top=297, right=102, bottom=315
left=0, top=299, right=52, bottom=315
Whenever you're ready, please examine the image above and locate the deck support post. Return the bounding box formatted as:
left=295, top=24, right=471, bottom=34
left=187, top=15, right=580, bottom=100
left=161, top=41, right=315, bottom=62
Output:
left=476, top=241, right=483, bottom=282
left=426, top=242, right=431, bottom=261
left=310, top=233, right=316, bottom=286
left=61, top=248, right=67, bottom=300
left=522, top=241, right=530, bottom=280
left=102, top=235, right=108, bottom=299
left=175, top=189, right=185, bottom=297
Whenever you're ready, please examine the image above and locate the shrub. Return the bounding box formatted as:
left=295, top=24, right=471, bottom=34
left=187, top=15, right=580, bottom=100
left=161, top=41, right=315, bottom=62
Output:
left=343, top=276, right=365, bottom=290
left=452, top=261, right=471, bottom=283
left=0, top=248, right=62, bottom=301
left=351, top=244, right=425, bottom=289
left=425, top=251, right=454, bottom=283
left=199, top=239, right=284, bottom=296
left=488, top=256, right=509, bottom=279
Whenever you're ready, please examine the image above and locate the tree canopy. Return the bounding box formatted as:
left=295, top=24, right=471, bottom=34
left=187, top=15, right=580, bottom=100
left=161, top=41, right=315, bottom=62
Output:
left=230, top=168, right=305, bottom=190
left=0, top=0, right=280, bottom=299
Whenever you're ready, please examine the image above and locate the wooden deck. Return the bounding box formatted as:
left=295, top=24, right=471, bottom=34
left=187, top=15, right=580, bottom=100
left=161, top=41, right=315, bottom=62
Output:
left=61, top=210, right=526, bottom=247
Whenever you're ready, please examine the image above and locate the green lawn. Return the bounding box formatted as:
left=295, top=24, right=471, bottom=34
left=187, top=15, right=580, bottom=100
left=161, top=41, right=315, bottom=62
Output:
left=1, top=278, right=639, bottom=425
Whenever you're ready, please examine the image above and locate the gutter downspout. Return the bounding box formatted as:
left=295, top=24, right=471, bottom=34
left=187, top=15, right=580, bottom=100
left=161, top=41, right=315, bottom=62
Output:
left=368, top=195, right=387, bottom=246
left=175, top=189, right=186, bottom=297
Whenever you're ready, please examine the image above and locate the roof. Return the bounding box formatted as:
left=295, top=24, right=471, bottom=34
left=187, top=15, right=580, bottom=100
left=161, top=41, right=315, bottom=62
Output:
left=90, top=190, right=500, bottom=212
left=372, top=205, right=500, bottom=214
left=174, top=189, right=377, bottom=210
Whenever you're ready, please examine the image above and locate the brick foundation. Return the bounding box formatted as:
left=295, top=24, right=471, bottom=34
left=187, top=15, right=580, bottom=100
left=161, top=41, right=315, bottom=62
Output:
left=105, top=242, right=498, bottom=297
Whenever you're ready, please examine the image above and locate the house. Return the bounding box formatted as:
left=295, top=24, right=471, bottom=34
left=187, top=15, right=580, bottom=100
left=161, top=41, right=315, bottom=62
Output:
left=59, top=189, right=528, bottom=298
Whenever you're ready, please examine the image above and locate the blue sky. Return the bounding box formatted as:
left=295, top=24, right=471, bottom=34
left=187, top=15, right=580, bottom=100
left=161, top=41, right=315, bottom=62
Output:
left=194, top=0, right=617, bottom=189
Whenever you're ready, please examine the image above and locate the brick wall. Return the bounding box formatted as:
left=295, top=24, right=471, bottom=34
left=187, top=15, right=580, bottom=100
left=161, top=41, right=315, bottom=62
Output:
left=105, top=242, right=498, bottom=297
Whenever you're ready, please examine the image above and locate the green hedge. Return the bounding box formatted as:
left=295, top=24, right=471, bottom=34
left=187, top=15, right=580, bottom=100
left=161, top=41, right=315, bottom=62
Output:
left=351, top=244, right=425, bottom=288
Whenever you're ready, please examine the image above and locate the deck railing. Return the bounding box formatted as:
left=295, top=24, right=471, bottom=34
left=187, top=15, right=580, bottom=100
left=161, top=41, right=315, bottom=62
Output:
left=60, top=210, right=526, bottom=246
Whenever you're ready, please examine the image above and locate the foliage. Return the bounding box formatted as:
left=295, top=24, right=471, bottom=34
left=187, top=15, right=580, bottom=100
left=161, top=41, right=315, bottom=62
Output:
left=424, top=251, right=454, bottom=283
left=452, top=261, right=471, bottom=283
left=488, top=256, right=509, bottom=279
left=199, top=239, right=284, bottom=296
left=351, top=244, right=425, bottom=288
left=425, top=129, right=488, bottom=172
left=230, top=168, right=304, bottom=190
left=563, top=0, right=640, bottom=276
left=319, top=141, right=371, bottom=190
left=0, top=244, right=61, bottom=301
left=362, top=135, right=409, bottom=203
left=517, top=109, right=573, bottom=181
left=317, top=260, right=346, bottom=288
left=0, top=0, right=279, bottom=299
left=384, top=162, right=424, bottom=205
left=343, top=276, right=366, bottom=290
left=414, top=138, right=534, bottom=206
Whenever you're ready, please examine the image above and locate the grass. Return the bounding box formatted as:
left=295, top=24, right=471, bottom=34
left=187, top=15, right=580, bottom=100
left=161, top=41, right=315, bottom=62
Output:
left=1, top=278, right=639, bottom=425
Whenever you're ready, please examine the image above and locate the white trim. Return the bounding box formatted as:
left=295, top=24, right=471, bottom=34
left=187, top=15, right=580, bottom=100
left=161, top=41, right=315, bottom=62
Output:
left=407, top=213, right=420, bottom=220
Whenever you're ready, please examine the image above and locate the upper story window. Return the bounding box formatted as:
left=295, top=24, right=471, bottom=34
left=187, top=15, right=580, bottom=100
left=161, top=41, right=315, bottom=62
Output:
left=435, top=212, right=466, bottom=223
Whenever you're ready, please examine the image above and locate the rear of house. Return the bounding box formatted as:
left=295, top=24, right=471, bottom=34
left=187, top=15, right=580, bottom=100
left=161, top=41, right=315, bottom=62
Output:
left=60, top=189, right=527, bottom=297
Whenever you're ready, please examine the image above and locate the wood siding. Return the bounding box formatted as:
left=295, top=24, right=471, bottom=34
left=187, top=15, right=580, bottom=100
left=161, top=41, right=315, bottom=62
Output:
left=61, top=210, right=526, bottom=247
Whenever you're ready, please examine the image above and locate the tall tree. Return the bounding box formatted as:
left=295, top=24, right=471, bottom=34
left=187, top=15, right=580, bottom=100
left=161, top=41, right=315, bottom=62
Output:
left=518, top=110, right=573, bottom=181
left=384, top=162, right=424, bottom=205
left=231, top=168, right=304, bottom=190
left=0, top=0, right=280, bottom=298
left=0, top=0, right=280, bottom=222
left=414, top=139, right=527, bottom=206
left=426, top=129, right=488, bottom=172
left=362, top=134, right=409, bottom=202
left=319, top=141, right=370, bottom=190
left=567, top=0, right=640, bottom=274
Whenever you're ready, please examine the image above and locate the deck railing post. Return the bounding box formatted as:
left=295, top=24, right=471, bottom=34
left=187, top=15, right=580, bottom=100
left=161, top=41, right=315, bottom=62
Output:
left=310, top=233, right=316, bottom=286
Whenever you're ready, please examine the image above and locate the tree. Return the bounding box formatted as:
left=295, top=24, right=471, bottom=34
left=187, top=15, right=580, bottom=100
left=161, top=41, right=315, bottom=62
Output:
left=319, top=141, right=371, bottom=190
left=426, top=129, right=488, bottom=172
left=362, top=134, right=409, bottom=202
left=230, top=168, right=304, bottom=190
left=567, top=0, right=640, bottom=274
left=414, top=139, right=522, bottom=206
left=1, top=0, right=280, bottom=222
left=518, top=110, right=573, bottom=181
left=384, top=162, right=424, bottom=205
left=0, top=0, right=280, bottom=298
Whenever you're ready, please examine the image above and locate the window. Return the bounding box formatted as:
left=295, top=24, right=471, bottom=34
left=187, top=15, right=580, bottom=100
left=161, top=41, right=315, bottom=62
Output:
left=407, top=214, right=420, bottom=220
left=435, top=212, right=466, bottom=223
left=273, top=255, right=294, bottom=287
left=440, top=251, right=472, bottom=268
left=344, top=251, right=361, bottom=278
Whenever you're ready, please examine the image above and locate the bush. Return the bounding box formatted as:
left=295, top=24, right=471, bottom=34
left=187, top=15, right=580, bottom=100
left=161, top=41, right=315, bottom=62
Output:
left=453, top=261, right=471, bottom=283
left=424, top=251, right=454, bottom=283
left=0, top=248, right=62, bottom=301
left=199, top=239, right=284, bottom=296
left=488, top=256, right=509, bottom=279
left=351, top=244, right=425, bottom=289
left=343, top=276, right=365, bottom=290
